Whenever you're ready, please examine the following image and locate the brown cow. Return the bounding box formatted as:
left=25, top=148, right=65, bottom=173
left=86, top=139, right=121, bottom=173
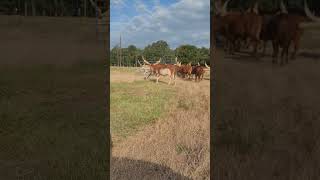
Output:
left=177, top=62, right=193, bottom=79
left=192, top=66, right=205, bottom=82
left=268, top=0, right=320, bottom=65
left=143, top=57, right=177, bottom=85
left=213, top=0, right=263, bottom=58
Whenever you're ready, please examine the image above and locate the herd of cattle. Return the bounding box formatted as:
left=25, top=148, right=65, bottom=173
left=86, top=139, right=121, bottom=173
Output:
left=138, top=57, right=210, bottom=85
left=213, top=0, right=320, bottom=65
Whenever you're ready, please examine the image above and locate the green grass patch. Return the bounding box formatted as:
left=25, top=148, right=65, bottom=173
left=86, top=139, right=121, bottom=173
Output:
left=111, top=80, right=176, bottom=141
left=0, top=62, right=107, bottom=179
left=110, top=66, right=139, bottom=73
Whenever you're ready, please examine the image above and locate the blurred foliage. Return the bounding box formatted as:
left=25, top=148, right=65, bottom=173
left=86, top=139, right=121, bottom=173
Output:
left=0, top=0, right=108, bottom=16
left=110, top=40, right=210, bottom=66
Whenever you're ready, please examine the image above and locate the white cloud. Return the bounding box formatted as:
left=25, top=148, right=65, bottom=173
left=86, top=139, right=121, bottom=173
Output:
left=111, top=0, right=125, bottom=7
left=135, top=1, right=151, bottom=14
left=111, top=0, right=210, bottom=49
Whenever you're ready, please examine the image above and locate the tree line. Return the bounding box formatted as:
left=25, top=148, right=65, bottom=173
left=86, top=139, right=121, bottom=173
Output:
left=110, top=40, right=210, bottom=67
left=213, top=0, right=319, bottom=15
left=0, top=0, right=107, bottom=17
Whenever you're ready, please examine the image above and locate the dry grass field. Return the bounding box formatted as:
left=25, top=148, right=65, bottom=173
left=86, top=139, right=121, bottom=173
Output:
left=213, top=29, right=320, bottom=179
left=0, top=16, right=107, bottom=179
left=110, top=67, right=210, bottom=179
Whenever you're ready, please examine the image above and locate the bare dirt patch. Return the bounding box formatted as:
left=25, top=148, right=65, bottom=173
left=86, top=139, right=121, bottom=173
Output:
left=110, top=71, right=142, bottom=83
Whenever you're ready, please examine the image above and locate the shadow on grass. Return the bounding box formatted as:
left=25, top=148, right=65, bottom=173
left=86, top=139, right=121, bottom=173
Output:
left=111, top=157, right=191, bottom=180
left=148, top=79, right=172, bottom=84
left=299, top=51, right=320, bottom=60
left=0, top=158, right=108, bottom=180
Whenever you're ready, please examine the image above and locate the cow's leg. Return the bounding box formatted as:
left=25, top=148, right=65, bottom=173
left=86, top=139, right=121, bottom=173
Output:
left=156, top=74, right=160, bottom=84
left=280, top=48, right=285, bottom=66
left=146, top=72, right=152, bottom=80
left=285, top=44, right=290, bottom=64
left=224, top=38, right=229, bottom=52
left=262, top=41, right=267, bottom=56
left=272, top=41, right=279, bottom=64
left=144, top=71, right=150, bottom=80
left=250, top=37, right=259, bottom=59
left=291, top=35, right=300, bottom=60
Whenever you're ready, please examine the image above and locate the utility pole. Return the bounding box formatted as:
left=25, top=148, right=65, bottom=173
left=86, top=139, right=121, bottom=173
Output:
left=120, top=35, right=122, bottom=67
left=117, top=45, right=119, bottom=66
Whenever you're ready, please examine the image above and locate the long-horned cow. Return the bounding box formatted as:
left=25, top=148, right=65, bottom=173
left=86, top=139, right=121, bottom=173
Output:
left=143, top=56, right=177, bottom=85
left=213, top=0, right=263, bottom=58
left=177, top=61, right=193, bottom=79
left=137, top=58, right=160, bottom=79
left=266, top=0, right=320, bottom=65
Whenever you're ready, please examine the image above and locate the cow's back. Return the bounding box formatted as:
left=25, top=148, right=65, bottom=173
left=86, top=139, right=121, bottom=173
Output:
left=243, top=12, right=263, bottom=39
left=275, top=14, right=299, bottom=46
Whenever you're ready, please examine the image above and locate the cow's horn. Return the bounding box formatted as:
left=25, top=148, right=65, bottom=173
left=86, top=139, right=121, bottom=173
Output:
left=142, top=56, right=151, bottom=65
left=154, top=59, right=161, bottom=65
left=214, top=1, right=219, bottom=14
left=280, top=0, right=288, bottom=14
left=253, top=2, right=259, bottom=14
left=221, top=0, right=230, bottom=15
left=304, top=0, right=320, bottom=23
left=205, top=62, right=210, bottom=68
left=137, top=59, right=142, bottom=66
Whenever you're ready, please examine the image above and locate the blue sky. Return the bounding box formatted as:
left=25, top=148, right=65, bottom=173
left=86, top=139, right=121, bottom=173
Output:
left=110, top=0, right=210, bottom=49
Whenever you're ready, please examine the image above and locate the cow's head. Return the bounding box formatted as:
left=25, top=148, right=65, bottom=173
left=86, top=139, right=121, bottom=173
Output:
left=245, top=1, right=259, bottom=14
left=280, top=0, right=288, bottom=14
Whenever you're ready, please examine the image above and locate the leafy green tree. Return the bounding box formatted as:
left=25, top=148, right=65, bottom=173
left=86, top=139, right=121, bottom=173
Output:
left=143, top=40, right=173, bottom=63
left=174, top=45, right=199, bottom=64
left=197, top=47, right=210, bottom=64
left=110, top=45, right=119, bottom=66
